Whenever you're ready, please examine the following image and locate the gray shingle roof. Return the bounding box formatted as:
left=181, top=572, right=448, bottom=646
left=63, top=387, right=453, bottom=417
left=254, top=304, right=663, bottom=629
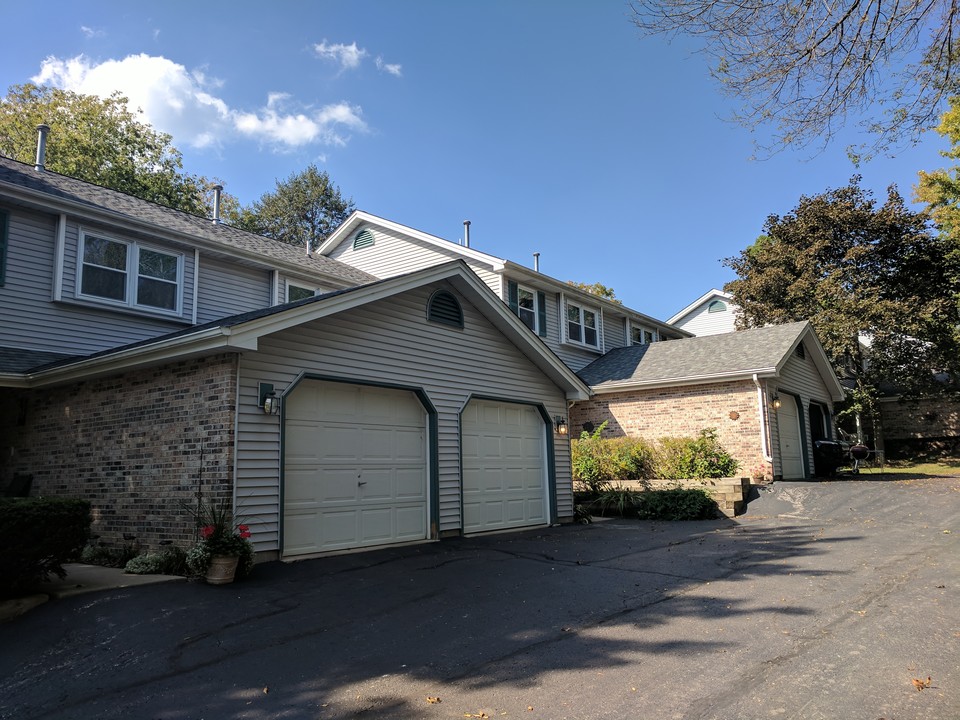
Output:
left=577, top=321, right=811, bottom=389
left=0, top=155, right=376, bottom=286
left=0, top=347, right=76, bottom=373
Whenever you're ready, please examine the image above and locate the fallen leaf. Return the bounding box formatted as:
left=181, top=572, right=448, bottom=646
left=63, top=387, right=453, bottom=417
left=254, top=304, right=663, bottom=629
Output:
left=912, top=676, right=932, bottom=691
left=426, top=696, right=441, bottom=704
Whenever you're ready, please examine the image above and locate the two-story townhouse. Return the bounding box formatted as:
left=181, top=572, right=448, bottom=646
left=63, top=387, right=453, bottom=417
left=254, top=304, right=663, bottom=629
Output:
left=319, top=212, right=689, bottom=373
left=321, top=214, right=847, bottom=481
left=0, top=154, right=591, bottom=560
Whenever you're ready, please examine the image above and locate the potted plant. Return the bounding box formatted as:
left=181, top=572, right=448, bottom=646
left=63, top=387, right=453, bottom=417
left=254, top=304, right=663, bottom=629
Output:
left=184, top=499, right=254, bottom=585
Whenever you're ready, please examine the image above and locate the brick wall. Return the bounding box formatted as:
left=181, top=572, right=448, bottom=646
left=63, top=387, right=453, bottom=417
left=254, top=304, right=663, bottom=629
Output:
left=0, top=353, right=238, bottom=550
left=878, top=395, right=960, bottom=458
left=570, top=380, right=771, bottom=479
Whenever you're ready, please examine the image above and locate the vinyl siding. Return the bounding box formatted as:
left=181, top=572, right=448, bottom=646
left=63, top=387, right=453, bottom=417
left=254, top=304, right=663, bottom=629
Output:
left=0, top=206, right=193, bottom=356
left=675, top=302, right=739, bottom=337
left=771, top=342, right=835, bottom=478
left=195, top=256, right=271, bottom=324
left=603, top=312, right=626, bottom=349
left=235, top=281, right=571, bottom=552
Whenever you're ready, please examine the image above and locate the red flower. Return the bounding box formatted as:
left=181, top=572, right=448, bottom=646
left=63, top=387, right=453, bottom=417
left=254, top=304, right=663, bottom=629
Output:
left=200, top=525, right=214, bottom=539
left=238, top=524, right=251, bottom=539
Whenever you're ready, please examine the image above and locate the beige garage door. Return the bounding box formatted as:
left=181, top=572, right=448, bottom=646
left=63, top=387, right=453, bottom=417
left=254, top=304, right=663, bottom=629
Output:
left=777, top=396, right=805, bottom=479
left=461, top=399, right=547, bottom=534
left=283, top=380, right=427, bottom=556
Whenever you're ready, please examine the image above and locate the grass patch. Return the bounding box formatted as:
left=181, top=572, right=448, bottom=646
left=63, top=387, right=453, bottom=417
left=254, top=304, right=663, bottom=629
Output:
left=858, top=458, right=960, bottom=478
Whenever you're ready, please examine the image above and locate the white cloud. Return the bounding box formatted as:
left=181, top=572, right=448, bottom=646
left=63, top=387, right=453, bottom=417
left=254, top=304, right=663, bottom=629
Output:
left=80, top=26, right=105, bottom=39
left=313, top=40, right=368, bottom=71
left=31, top=53, right=367, bottom=151
left=375, top=57, right=402, bottom=77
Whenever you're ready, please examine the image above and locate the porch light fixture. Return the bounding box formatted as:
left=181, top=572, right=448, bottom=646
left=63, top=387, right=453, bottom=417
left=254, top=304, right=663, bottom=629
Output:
left=771, top=394, right=782, bottom=410
left=555, top=416, right=568, bottom=435
left=263, top=393, right=280, bottom=415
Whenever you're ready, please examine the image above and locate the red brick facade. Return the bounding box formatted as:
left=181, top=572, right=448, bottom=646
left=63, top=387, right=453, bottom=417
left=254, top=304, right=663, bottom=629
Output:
left=878, top=395, right=960, bottom=457
left=569, top=380, right=772, bottom=480
left=0, top=353, right=238, bottom=550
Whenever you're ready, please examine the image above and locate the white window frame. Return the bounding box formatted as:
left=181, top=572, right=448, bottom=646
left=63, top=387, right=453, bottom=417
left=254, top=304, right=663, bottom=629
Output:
left=76, top=230, right=183, bottom=315
left=629, top=321, right=658, bottom=346
left=286, top=281, right=319, bottom=303
left=563, top=296, right=601, bottom=350
left=516, top=283, right=540, bottom=334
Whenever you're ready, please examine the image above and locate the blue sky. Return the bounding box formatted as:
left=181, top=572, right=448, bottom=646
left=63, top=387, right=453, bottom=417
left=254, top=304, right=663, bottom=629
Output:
left=0, top=1, right=950, bottom=320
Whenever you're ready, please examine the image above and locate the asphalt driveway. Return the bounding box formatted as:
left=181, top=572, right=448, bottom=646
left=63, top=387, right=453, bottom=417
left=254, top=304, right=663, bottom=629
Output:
left=1, top=476, right=958, bottom=720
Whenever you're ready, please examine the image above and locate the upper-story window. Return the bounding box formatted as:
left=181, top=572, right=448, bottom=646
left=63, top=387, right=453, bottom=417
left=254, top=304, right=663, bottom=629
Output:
left=507, top=280, right=546, bottom=337
left=708, top=299, right=727, bottom=313
left=287, top=283, right=317, bottom=302
left=631, top=325, right=656, bottom=345
left=78, top=232, right=182, bottom=313
left=566, top=301, right=599, bottom=348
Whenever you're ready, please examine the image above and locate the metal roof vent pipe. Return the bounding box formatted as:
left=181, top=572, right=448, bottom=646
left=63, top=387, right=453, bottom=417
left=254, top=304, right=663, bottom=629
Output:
left=533, top=252, right=540, bottom=272
left=211, top=184, right=223, bottom=224
left=34, top=124, right=50, bottom=172
left=463, top=220, right=471, bottom=248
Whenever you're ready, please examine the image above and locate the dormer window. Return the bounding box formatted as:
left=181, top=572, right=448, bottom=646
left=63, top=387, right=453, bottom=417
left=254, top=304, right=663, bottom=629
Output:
left=631, top=325, right=656, bottom=345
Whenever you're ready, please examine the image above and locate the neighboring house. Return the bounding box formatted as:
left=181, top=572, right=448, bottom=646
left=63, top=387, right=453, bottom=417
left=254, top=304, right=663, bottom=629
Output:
left=318, top=212, right=690, bottom=372
left=667, top=288, right=739, bottom=337
left=0, top=155, right=590, bottom=560
left=569, top=322, right=847, bottom=480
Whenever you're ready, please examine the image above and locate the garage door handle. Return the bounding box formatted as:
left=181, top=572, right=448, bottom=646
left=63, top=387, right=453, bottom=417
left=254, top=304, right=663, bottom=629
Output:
left=358, top=480, right=367, bottom=485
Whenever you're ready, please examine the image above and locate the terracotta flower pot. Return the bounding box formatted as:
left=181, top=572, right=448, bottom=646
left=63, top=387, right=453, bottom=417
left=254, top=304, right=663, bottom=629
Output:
left=205, top=554, right=239, bottom=585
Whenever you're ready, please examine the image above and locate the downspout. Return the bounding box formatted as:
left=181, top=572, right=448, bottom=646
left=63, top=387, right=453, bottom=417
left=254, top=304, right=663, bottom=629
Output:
left=753, top=374, right=773, bottom=463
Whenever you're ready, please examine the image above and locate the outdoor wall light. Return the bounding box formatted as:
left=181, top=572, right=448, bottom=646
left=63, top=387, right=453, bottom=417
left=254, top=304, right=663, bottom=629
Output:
left=263, top=393, right=280, bottom=415
left=259, top=382, right=281, bottom=415
left=771, top=394, right=782, bottom=410
left=555, top=416, right=568, bottom=435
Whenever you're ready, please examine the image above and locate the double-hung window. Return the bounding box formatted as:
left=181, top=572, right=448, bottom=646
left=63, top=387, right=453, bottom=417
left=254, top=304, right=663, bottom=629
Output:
left=78, top=232, right=182, bottom=313
left=287, top=283, right=317, bottom=302
left=507, top=280, right=547, bottom=337
left=566, top=302, right=598, bottom=348
left=517, top=285, right=538, bottom=332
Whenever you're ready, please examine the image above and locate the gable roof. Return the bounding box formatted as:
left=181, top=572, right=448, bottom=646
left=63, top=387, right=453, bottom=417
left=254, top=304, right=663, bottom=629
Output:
left=577, top=321, right=845, bottom=400
left=0, top=155, right=376, bottom=287
left=321, top=210, right=690, bottom=337
left=667, top=288, right=734, bottom=325
left=3, top=261, right=591, bottom=400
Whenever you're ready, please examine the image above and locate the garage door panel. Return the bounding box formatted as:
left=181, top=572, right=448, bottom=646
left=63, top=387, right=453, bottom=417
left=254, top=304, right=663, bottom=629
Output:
left=462, top=399, right=547, bottom=534
left=283, top=380, right=428, bottom=556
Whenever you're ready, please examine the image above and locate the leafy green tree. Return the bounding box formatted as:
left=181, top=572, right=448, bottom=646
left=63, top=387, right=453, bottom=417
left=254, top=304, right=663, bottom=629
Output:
left=0, top=83, right=209, bottom=215
left=631, top=1, right=960, bottom=156
left=916, top=96, right=960, bottom=243
left=724, top=178, right=960, bottom=403
left=566, top=281, right=621, bottom=303
left=231, top=165, right=354, bottom=252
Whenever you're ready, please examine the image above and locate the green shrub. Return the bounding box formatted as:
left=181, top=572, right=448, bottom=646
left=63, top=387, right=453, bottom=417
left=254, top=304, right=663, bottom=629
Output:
left=81, top=542, right=141, bottom=568
left=0, top=497, right=91, bottom=597
left=571, top=422, right=655, bottom=492
left=634, top=488, right=718, bottom=521
left=596, top=483, right=640, bottom=516
left=124, top=547, right=187, bottom=576
left=656, top=428, right=739, bottom=480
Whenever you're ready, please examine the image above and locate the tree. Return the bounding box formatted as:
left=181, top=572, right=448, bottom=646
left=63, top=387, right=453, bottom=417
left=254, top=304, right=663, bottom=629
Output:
left=631, top=1, right=960, bottom=155
left=231, top=165, right=354, bottom=252
left=566, top=281, right=621, bottom=303
left=916, top=96, right=960, bottom=243
left=0, top=84, right=209, bottom=215
left=724, top=178, right=960, bottom=404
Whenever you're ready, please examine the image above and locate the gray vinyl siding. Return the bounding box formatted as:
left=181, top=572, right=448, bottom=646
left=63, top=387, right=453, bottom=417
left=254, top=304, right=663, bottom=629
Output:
left=195, top=256, right=272, bottom=325
left=235, top=281, right=571, bottom=552
left=675, top=303, right=739, bottom=337
left=329, top=226, right=463, bottom=278
left=0, top=207, right=191, bottom=356
left=771, top=342, right=835, bottom=477
left=603, top=312, right=626, bottom=350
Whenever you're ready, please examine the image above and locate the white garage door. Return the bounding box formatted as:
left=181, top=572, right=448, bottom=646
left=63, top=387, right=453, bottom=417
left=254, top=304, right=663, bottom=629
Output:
left=283, top=380, right=427, bottom=556
left=777, top=396, right=805, bottom=479
left=461, top=399, right=548, bottom=534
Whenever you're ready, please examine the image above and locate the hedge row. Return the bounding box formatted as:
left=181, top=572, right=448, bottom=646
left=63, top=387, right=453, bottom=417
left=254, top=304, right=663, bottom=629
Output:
left=0, top=497, right=91, bottom=597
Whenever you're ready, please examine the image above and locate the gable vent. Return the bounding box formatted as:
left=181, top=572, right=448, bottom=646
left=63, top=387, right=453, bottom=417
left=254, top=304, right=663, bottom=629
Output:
left=427, top=290, right=464, bottom=328
left=795, top=343, right=806, bottom=359
left=353, top=229, right=375, bottom=250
